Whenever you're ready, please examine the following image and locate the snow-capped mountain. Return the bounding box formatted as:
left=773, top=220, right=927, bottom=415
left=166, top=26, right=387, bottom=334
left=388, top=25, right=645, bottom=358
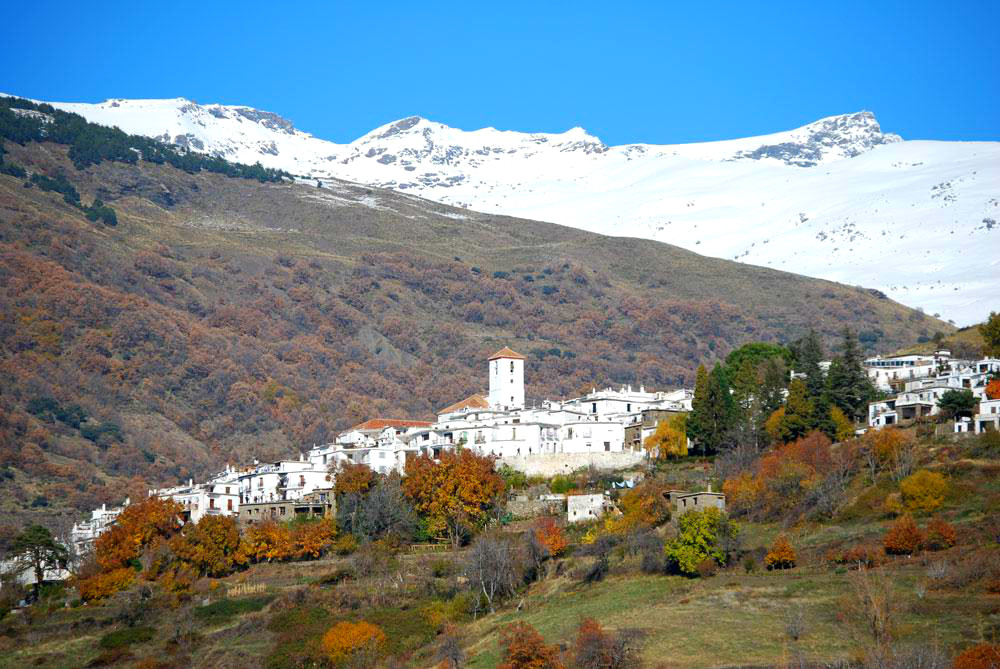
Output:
left=25, top=96, right=1000, bottom=325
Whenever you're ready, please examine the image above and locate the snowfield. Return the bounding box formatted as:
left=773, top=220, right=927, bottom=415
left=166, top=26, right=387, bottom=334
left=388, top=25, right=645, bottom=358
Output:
left=23, top=96, right=1000, bottom=325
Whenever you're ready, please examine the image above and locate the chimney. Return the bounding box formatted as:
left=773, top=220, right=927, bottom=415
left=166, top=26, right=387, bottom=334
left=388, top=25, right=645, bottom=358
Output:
left=707, top=483, right=712, bottom=493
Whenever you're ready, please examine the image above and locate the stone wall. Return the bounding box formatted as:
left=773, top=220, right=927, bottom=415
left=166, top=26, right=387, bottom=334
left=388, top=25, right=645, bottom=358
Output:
left=497, top=451, right=646, bottom=477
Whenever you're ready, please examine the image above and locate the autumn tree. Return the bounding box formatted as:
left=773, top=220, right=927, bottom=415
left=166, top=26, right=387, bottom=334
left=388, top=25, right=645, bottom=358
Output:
left=642, top=413, right=687, bottom=459
left=403, top=450, right=504, bottom=548
left=168, top=515, right=242, bottom=577
left=765, top=534, right=796, bottom=570
left=884, top=514, right=923, bottom=555
left=9, top=524, right=68, bottom=597
left=665, top=508, right=737, bottom=576
left=332, top=461, right=375, bottom=497
left=338, top=472, right=415, bottom=543
left=611, top=481, right=671, bottom=532
left=954, top=643, right=1000, bottom=669
left=290, top=517, right=338, bottom=559
left=986, top=378, right=1000, bottom=401
left=573, top=617, right=645, bottom=669
left=237, top=521, right=293, bottom=563
left=497, top=622, right=564, bottom=669
left=321, top=620, right=387, bottom=669
left=94, top=497, right=183, bottom=572
left=899, top=469, right=948, bottom=513
left=924, top=516, right=956, bottom=550
left=533, top=516, right=567, bottom=558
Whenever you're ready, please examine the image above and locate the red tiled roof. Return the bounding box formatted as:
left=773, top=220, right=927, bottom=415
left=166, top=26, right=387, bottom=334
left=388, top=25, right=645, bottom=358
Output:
left=350, top=418, right=433, bottom=431
left=488, top=346, right=526, bottom=361
left=438, top=394, right=490, bottom=415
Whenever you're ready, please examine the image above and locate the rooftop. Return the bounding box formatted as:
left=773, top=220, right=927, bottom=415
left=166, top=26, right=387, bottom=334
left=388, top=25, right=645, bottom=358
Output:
left=488, top=346, right=526, bottom=361
left=351, top=418, right=434, bottom=431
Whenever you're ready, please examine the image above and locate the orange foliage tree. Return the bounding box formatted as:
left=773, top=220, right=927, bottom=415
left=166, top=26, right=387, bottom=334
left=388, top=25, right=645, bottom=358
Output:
left=403, top=450, right=504, bottom=547
left=986, top=378, right=1000, bottom=401
left=954, top=643, right=1000, bottom=669
left=75, top=567, right=136, bottom=602
left=533, top=516, right=567, bottom=558
left=765, top=534, right=797, bottom=570
left=923, top=516, right=957, bottom=550
left=321, top=620, right=387, bottom=667
left=291, top=518, right=338, bottom=559
left=332, top=461, right=375, bottom=497
left=722, top=472, right=762, bottom=518
left=497, top=622, right=564, bottom=669
left=168, top=515, right=243, bottom=577
left=884, top=514, right=923, bottom=555
left=94, top=497, right=183, bottom=571
left=237, top=521, right=293, bottom=563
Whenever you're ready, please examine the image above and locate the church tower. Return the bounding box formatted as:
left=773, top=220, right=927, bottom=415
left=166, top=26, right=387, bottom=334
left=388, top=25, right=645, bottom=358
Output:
left=488, top=347, right=525, bottom=410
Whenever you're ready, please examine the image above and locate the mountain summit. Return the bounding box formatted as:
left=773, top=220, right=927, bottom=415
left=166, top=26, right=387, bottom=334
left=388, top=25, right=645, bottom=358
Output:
left=15, top=94, right=1000, bottom=324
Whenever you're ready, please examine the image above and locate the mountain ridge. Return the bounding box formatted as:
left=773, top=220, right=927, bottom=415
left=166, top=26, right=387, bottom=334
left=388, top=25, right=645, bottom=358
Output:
left=6, top=93, right=998, bottom=325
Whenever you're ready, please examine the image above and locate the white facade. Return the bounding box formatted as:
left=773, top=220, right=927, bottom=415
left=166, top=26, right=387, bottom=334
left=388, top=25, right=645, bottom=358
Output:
left=489, top=349, right=525, bottom=410
left=151, top=466, right=241, bottom=523
left=70, top=499, right=129, bottom=557
left=239, top=456, right=331, bottom=505
left=973, top=398, right=1000, bottom=434
left=567, top=493, right=608, bottom=523
left=867, top=356, right=999, bottom=429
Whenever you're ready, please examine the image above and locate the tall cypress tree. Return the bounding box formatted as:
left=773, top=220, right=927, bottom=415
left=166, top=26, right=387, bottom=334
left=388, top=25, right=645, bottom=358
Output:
left=686, top=364, right=710, bottom=452
left=794, top=330, right=826, bottom=401
left=827, top=328, right=874, bottom=422
left=701, top=363, right=737, bottom=454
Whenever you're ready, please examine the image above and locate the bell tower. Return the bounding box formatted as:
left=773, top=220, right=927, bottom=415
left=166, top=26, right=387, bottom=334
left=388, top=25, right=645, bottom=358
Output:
left=488, top=347, right=525, bottom=410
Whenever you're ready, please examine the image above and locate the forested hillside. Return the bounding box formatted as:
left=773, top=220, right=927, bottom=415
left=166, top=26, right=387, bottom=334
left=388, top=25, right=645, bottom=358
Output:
left=0, top=136, right=949, bottom=524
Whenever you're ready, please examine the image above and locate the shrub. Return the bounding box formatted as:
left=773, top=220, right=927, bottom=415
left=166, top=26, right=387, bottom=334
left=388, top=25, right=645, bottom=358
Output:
left=192, top=596, right=272, bottom=625
left=664, top=508, right=735, bottom=576
left=765, top=535, right=797, bottom=570
left=321, top=620, right=386, bottom=667
left=696, top=559, right=718, bottom=578
left=884, top=514, right=923, bottom=555
left=954, top=643, right=1000, bottom=669
left=900, top=469, right=948, bottom=513
left=549, top=475, right=576, bottom=495
left=743, top=555, right=757, bottom=573
left=76, top=567, right=135, bottom=602
left=831, top=544, right=884, bottom=569
left=923, top=517, right=957, bottom=551
left=498, top=621, right=564, bottom=669
left=99, top=626, right=155, bottom=649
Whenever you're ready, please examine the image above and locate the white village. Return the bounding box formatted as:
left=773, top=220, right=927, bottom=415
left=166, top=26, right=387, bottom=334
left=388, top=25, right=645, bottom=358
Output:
left=64, top=346, right=1000, bottom=560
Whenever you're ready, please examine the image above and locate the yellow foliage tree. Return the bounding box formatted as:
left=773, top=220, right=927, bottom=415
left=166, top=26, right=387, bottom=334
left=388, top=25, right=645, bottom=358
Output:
left=169, top=515, right=243, bottom=577
left=321, top=620, right=387, bottom=667
left=75, top=567, right=136, bottom=602
left=643, top=413, right=688, bottom=459
left=765, top=534, right=796, bottom=570
left=237, top=521, right=293, bottom=563
left=94, top=496, right=183, bottom=572
left=829, top=406, right=855, bottom=442
left=764, top=407, right=786, bottom=444
left=900, top=469, right=948, bottom=512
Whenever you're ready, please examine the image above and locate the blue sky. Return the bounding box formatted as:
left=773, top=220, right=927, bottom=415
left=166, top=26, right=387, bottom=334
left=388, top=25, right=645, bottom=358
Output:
left=2, top=1, right=997, bottom=145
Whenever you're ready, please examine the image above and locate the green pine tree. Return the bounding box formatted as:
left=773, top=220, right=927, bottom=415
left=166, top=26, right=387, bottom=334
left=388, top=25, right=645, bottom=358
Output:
left=826, top=328, right=874, bottom=422
left=686, top=364, right=710, bottom=452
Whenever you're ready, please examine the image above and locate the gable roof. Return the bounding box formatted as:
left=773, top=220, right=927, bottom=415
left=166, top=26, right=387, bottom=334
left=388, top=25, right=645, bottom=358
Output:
left=438, top=394, right=490, bottom=415
left=489, top=346, right=526, bottom=361
left=351, top=418, right=433, bottom=432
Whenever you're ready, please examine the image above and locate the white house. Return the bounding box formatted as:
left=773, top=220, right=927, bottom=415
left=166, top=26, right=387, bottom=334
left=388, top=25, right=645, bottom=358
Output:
left=973, top=398, right=1000, bottom=434
left=151, top=466, right=241, bottom=522
left=70, top=499, right=129, bottom=557
left=238, top=455, right=332, bottom=505
left=567, top=493, right=608, bottom=523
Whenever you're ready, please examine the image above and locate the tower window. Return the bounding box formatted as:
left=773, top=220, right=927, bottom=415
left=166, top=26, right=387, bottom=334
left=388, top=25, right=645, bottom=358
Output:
left=510, top=361, right=514, bottom=373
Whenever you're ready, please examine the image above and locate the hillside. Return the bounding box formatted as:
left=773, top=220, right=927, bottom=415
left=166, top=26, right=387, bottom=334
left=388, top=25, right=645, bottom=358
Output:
left=25, top=95, right=1000, bottom=325
left=0, top=137, right=948, bottom=523
left=2, top=427, right=997, bottom=669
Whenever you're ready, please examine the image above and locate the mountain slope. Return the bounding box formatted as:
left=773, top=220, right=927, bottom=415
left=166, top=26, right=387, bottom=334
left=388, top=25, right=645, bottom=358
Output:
left=0, top=138, right=947, bottom=521
left=28, top=95, right=1000, bottom=325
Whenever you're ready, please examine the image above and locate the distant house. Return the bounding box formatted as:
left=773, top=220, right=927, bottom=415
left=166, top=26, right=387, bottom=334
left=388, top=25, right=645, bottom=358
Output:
left=674, top=485, right=726, bottom=516
left=567, top=493, right=608, bottom=523
left=239, top=488, right=335, bottom=525
left=973, top=398, right=1000, bottom=434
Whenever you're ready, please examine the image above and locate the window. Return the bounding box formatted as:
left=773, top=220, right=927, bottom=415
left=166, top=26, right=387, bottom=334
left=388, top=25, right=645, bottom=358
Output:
left=627, top=403, right=631, bottom=412
left=225, top=486, right=230, bottom=494
left=510, top=360, right=515, bottom=373
left=209, top=498, right=216, bottom=509
left=604, top=441, right=610, bottom=451
left=592, top=403, right=597, bottom=414
left=299, top=475, right=305, bottom=486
